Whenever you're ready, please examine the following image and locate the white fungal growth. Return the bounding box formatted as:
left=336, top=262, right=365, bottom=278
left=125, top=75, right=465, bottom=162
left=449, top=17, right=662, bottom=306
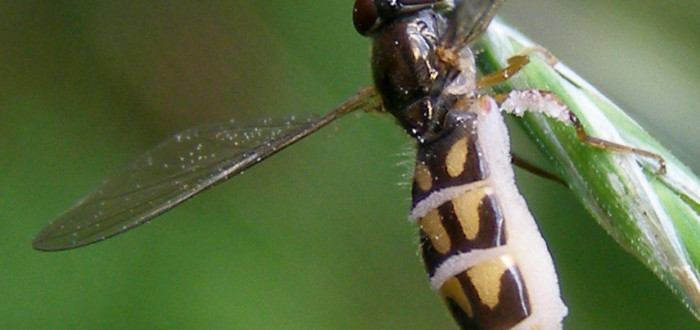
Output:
left=500, top=90, right=572, bottom=125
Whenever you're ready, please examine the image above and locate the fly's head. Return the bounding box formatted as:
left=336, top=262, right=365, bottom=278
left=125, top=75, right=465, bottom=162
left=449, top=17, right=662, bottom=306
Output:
left=353, top=0, right=453, bottom=36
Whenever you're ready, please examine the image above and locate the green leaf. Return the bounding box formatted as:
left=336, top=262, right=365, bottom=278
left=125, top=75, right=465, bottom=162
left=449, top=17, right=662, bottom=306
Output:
left=478, top=18, right=700, bottom=321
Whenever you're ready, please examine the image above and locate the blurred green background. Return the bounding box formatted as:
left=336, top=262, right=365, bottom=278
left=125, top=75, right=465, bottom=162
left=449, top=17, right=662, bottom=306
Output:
left=2, top=1, right=698, bottom=329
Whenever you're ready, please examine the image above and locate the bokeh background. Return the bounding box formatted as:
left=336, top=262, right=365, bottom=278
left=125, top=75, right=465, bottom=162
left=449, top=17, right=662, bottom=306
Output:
left=2, top=1, right=698, bottom=329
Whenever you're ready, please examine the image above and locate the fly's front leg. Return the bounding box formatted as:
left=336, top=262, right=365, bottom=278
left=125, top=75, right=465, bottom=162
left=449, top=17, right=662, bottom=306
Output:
left=477, top=55, right=530, bottom=88
left=496, top=89, right=667, bottom=174
left=477, top=46, right=559, bottom=89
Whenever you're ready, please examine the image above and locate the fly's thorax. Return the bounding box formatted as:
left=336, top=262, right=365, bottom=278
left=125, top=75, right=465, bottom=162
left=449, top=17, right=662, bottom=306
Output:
left=369, top=9, right=444, bottom=107
left=364, top=5, right=480, bottom=142
left=369, top=9, right=449, bottom=139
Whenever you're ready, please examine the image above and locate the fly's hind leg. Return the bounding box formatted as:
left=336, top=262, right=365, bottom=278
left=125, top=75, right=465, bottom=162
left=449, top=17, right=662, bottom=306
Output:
left=511, top=153, right=567, bottom=186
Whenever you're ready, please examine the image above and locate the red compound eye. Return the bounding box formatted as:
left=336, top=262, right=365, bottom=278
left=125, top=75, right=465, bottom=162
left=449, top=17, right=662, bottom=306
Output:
left=353, top=0, right=378, bottom=35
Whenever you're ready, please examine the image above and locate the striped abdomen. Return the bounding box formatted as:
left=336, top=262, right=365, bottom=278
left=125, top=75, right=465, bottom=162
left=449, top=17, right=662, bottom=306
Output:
left=410, top=97, right=567, bottom=329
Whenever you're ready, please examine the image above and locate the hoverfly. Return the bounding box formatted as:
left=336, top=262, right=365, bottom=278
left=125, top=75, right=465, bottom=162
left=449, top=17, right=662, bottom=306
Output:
left=34, top=1, right=683, bottom=329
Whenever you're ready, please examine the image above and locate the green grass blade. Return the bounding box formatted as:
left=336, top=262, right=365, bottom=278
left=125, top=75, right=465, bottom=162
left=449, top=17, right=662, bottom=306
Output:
left=478, top=18, right=700, bottom=321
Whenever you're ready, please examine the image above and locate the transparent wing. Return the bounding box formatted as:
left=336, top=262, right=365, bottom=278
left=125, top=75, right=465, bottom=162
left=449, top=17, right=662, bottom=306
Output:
left=441, top=0, right=504, bottom=51
left=33, top=87, right=379, bottom=251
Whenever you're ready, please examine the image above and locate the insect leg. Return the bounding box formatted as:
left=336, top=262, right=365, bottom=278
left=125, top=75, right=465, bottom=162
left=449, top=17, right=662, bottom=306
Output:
left=497, top=89, right=666, bottom=174
left=567, top=111, right=666, bottom=174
